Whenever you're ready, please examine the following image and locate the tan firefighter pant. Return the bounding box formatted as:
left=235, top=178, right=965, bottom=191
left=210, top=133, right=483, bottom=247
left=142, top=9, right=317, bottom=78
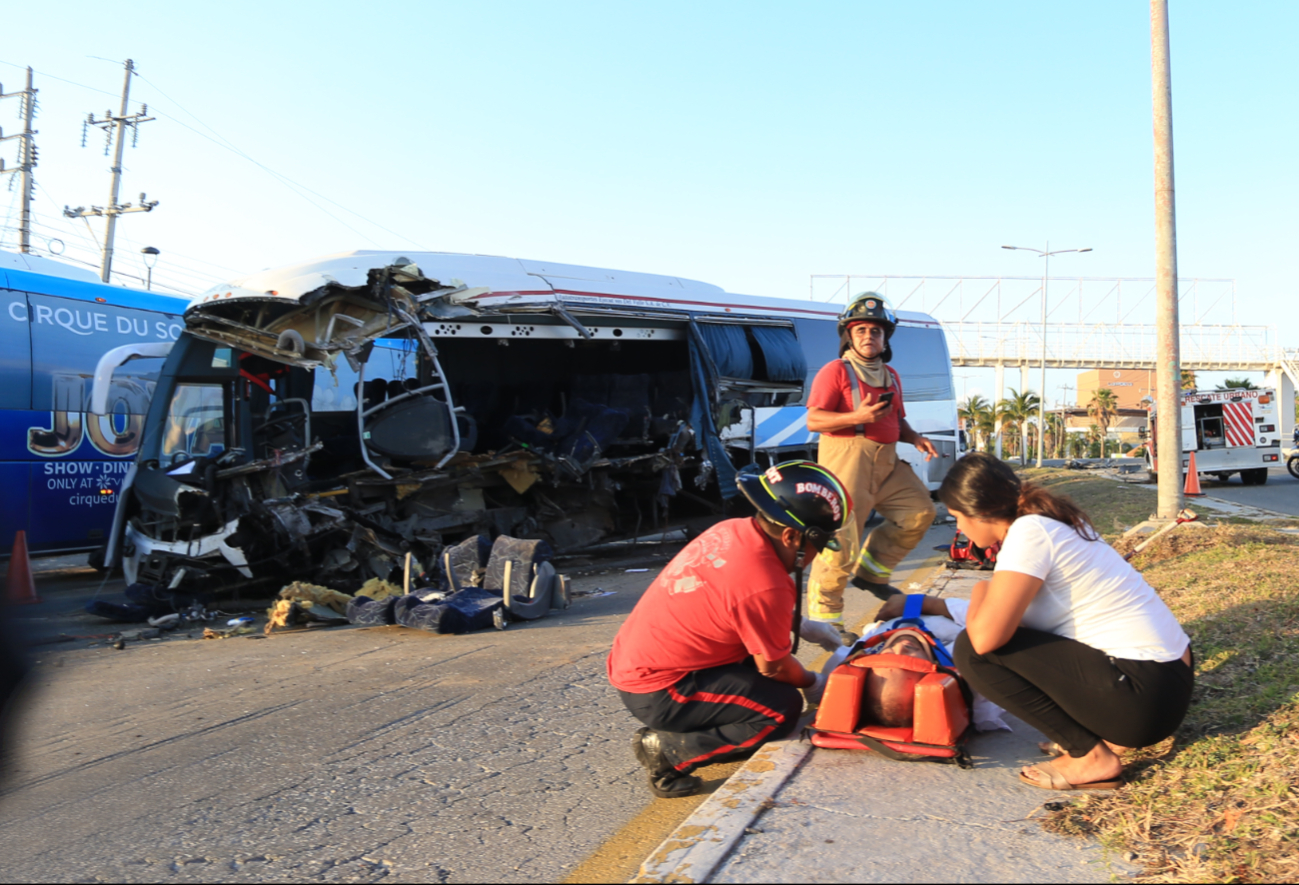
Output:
left=807, top=435, right=936, bottom=622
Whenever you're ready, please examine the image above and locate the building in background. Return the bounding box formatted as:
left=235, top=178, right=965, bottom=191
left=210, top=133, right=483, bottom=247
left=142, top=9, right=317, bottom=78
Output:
left=1075, top=369, right=1157, bottom=410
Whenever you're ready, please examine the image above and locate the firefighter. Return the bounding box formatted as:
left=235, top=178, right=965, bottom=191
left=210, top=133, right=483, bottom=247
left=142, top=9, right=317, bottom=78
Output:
left=805, top=293, right=937, bottom=642
left=608, top=461, right=850, bottom=798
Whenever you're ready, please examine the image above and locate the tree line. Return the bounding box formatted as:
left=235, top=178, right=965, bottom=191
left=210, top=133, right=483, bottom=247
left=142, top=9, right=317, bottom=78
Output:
left=957, top=371, right=1265, bottom=464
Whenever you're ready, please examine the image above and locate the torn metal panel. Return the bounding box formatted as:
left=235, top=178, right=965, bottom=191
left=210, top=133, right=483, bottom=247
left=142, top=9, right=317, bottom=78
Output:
left=99, top=251, right=880, bottom=606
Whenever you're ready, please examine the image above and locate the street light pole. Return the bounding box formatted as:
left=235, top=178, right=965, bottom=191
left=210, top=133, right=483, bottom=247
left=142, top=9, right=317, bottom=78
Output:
left=141, top=246, right=159, bottom=291
left=1002, top=244, right=1093, bottom=467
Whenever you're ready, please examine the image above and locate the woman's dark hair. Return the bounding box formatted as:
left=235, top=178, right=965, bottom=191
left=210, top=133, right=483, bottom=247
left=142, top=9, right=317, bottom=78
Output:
left=937, top=452, right=1099, bottom=541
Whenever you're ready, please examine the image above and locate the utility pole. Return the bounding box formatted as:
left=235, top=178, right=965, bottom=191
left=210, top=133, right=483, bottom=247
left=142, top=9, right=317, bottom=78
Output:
left=0, top=67, right=39, bottom=252
left=63, top=59, right=158, bottom=283
left=1151, top=0, right=1184, bottom=519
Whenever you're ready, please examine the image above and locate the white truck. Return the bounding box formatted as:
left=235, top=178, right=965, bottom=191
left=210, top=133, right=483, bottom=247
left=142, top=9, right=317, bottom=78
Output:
left=1144, top=387, right=1283, bottom=485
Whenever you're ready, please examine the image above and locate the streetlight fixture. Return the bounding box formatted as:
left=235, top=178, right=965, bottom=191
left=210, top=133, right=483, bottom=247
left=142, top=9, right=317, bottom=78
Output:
left=141, top=246, right=159, bottom=291
left=1002, top=243, right=1093, bottom=467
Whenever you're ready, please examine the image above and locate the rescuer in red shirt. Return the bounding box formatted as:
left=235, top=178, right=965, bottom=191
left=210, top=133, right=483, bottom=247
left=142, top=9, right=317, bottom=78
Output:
left=608, top=461, right=851, bottom=798
left=804, top=293, right=937, bottom=642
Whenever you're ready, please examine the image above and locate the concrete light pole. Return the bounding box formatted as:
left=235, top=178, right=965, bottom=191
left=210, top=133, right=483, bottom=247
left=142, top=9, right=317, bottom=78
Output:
left=1002, top=244, right=1093, bottom=467
left=1152, top=0, right=1184, bottom=519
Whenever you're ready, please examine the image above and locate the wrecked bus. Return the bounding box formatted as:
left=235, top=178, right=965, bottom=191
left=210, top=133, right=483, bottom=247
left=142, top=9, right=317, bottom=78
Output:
left=91, top=251, right=958, bottom=597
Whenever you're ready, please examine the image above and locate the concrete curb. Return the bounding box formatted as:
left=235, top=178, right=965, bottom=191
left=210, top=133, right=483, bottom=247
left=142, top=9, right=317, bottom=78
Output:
left=630, top=732, right=813, bottom=884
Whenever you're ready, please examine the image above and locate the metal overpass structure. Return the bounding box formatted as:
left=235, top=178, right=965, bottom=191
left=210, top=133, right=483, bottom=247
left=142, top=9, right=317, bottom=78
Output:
left=810, top=274, right=1299, bottom=440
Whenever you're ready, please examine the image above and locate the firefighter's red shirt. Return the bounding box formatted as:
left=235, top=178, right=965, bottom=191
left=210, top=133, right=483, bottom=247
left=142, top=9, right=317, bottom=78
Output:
left=608, top=518, right=796, bottom=694
left=807, top=360, right=905, bottom=442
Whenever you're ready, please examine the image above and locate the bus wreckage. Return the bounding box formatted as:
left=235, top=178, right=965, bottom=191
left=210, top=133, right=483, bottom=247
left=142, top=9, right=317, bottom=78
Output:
left=92, top=251, right=959, bottom=600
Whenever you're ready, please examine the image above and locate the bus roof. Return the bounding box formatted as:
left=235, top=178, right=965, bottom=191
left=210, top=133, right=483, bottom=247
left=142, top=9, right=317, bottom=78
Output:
left=195, top=250, right=940, bottom=327
left=1, top=249, right=192, bottom=314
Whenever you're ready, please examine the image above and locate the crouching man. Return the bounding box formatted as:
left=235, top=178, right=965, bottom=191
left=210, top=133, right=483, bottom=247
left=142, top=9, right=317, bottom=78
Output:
left=608, top=461, right=851, bottom=798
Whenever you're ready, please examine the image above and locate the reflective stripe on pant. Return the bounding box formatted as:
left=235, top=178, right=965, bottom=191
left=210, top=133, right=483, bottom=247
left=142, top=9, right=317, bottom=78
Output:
left=618, top=659, right=804, bottom=775
left=807, top=435, right=936, bottom=622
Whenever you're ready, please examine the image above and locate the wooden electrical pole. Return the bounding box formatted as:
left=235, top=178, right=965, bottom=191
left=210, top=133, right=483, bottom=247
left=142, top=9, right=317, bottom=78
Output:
left=0, top=66, right=38, bottom=252
left=63, top=59, right=159, bottom=283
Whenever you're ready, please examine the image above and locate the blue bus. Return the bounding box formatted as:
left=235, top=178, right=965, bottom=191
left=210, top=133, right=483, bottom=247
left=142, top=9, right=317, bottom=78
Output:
left=0, top=251, right=189, bottom=555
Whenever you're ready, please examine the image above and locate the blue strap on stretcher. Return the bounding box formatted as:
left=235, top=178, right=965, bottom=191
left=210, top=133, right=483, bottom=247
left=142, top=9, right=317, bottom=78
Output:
left=893, top=594, right=955, bottom=668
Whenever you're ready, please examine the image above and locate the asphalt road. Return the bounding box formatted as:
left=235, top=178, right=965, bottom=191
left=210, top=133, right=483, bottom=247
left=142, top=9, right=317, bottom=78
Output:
left=1192, top=463, right=1299, bottom=516
left=0, top=520, right=961, bottom=884
left=0, top=549, right=680, bottom=884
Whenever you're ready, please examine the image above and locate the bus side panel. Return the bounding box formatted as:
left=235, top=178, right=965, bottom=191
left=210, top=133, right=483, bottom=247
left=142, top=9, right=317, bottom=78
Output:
left=27, top=292, right=181, bottom=416
left=0, top=289, right=33, bottom=550
left=0, top=412, right=33, bottom=550
left=0, top=288, right=32, bottom=410
left=25, top=459, right=132, bottom=553
left=18, top=292, right=179, bottom=552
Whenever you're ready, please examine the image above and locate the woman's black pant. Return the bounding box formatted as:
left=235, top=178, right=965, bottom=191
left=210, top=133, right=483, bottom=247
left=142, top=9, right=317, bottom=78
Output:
left=954, top=627, right=1194, bottom=757
left=619, top=659, right=804, bottom=775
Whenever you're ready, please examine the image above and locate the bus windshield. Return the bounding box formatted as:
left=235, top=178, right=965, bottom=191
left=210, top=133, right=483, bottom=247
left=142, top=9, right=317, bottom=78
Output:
left=160, top=383, right=226, bottom=464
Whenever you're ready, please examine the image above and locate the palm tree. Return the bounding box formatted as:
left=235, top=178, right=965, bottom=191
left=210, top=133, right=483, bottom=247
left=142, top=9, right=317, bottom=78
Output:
left=959, top=395, right=994, bottom=452
left=997, top=388, right=1042, bottom=466
left=1087, top=388, right=1120, bottom=458
left=1219, top=377, right=1259, bottom=390
left=1043, top=411, right=1067, bottom=459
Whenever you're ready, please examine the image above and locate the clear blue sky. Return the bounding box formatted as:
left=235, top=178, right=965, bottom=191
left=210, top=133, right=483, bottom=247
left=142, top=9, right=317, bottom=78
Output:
left=2, top=1, right=1295, bottom=401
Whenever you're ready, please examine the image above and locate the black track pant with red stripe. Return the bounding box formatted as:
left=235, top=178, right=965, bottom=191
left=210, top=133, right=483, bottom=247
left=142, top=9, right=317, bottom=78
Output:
left=618, top=659, right=804, bottom=775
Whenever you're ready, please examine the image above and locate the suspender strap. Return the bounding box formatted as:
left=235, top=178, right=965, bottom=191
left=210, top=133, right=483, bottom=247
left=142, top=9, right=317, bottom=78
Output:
left=842, top=358, right=866, bottom=438
left=841, top=360, right=900, bottom=438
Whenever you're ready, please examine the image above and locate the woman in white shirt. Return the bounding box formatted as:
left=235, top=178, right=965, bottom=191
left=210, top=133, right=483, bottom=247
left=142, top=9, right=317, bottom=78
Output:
left=939, top=453, right=1194, bottom=791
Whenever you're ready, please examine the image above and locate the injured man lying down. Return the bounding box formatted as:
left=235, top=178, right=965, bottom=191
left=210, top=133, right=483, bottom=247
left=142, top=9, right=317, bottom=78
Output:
left=811, top=593, right=1009, bottom=733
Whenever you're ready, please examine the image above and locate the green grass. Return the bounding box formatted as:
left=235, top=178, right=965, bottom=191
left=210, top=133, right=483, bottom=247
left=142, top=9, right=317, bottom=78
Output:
left=1017, top=467, right=1159, bottom=541
left=1042, top=526, right=1299, bottom=883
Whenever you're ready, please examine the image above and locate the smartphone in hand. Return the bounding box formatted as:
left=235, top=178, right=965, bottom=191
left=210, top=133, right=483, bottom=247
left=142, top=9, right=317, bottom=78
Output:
left=878, top=391, right=895, bottom=405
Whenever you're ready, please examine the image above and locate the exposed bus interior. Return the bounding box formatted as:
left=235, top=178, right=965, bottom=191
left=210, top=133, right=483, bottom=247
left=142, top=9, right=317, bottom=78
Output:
left=112, top=262, right=811, bottom=597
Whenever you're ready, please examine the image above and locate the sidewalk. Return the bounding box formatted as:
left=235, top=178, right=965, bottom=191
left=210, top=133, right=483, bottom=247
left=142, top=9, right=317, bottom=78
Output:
left=633, top=570, right=1136, bottom=884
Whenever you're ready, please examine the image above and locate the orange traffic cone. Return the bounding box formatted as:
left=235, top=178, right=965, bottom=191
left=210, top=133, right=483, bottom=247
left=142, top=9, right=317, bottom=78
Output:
left=4, top=530, right=40, bottom=605
left=1183, top=451, right=1205, bottom=497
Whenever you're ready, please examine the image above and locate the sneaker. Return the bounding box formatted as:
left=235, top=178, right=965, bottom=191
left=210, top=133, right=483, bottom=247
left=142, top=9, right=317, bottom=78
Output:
left=649, top=771, right=702, bottom=799
left=835, top=624, right=860, bottom=645
left=850, top=576, right=903, bottom=601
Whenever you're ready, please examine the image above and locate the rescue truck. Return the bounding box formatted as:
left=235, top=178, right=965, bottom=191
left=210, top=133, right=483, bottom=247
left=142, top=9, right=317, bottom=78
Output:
left=1144, top=387, right=1282, bottom=485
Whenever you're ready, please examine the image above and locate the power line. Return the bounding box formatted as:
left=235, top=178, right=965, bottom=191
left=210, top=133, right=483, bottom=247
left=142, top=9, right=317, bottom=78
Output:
left=133, top=72, right=429, bottom=251
left=0, top=58, right=431, bottom=266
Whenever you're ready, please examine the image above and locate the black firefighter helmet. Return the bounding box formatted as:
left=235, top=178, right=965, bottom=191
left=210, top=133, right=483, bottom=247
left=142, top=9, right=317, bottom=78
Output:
left=838, top=292, right=897, bottom=362
left=736, top=460, right=851, bottom=552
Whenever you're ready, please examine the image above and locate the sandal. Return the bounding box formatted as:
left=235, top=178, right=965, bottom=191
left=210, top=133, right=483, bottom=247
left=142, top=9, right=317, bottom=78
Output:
left=1038, top=740, right=1130, bottom=757
left=1019, top=761, right=1122, bottom=791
